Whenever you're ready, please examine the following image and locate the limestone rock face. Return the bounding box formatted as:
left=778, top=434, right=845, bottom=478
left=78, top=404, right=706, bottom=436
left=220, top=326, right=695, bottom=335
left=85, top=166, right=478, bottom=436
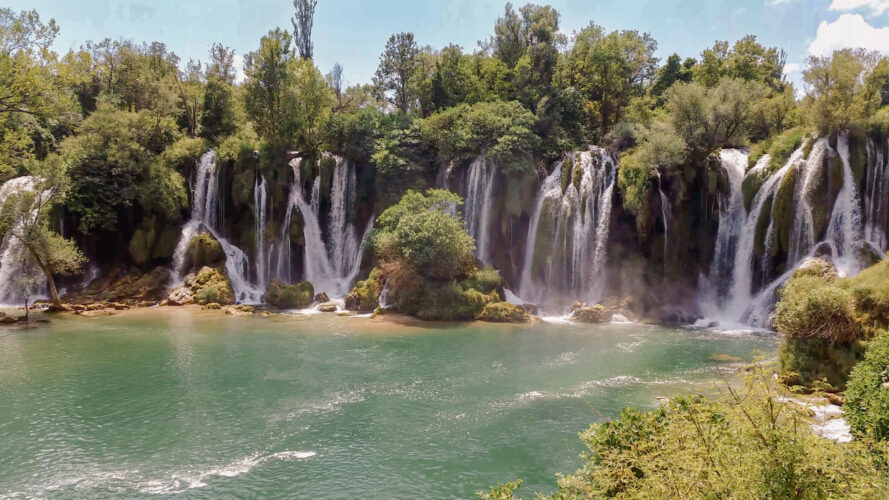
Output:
left=187, top=233, right=225, bottom=270
left=265, top=280, right=314, bottom=309
left=166, top=285, right=195, bottom=306
left=571, top=304, right=614, bottom=323
left=345, top=272, right=382, bottom=313
left=477, top=302, right=536, bottom=323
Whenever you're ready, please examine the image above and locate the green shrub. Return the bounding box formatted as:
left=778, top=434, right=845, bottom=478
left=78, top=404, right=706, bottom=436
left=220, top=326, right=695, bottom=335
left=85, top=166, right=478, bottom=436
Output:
left=747, top=127, right=809, bottom=172
left=845, top=332, right=889, bottom=441
left=190, top=267, right=234, bottom=305
left=775, top=275, right=857, bottom=343
left=616, top=148, right=652, bottom=234
left=503, top=365, right=889, bottom=499
left=195, top=285, right=223, bottom=305
left=462, top=267, right=504, bottom=297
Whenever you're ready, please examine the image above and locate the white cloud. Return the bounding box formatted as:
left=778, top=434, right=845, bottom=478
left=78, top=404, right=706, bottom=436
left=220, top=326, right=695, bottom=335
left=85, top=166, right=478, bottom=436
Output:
left=828, top=0, right=889, bottom=15
left=783, top=62, right=802, bottom=75
left=807, top=13, right=889, bottom=56
left=766, top=0, right=795, bottom=5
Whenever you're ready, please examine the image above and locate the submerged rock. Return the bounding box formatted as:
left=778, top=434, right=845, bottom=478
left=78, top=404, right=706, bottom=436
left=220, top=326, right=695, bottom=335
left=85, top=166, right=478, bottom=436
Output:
left=265, top=280, right=314, bottom=309
left=571, top=304, right=613, bottom=323
left=477, top=301, right=536, bottom=323
left=224, top=305, right=255, bottom=316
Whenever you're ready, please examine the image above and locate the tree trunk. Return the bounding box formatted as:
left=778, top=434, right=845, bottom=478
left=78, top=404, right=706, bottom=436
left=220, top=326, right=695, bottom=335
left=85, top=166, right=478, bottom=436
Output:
left=24, top=244, right=61, bottom=307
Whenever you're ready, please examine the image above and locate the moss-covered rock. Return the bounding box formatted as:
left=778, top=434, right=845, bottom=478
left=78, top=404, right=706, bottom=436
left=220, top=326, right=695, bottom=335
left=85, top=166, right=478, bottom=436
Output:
left=187, top=233, right=225, bottom=269
left=265, top=279, right=314, bottom=309
left=571, top=304, right=614, bottom=323
left=192, top=267, right=234, bottom=305
left=753, top=192, right=774, bottom=258
left=477, top=301, right=535, bottom=323
left=345, top=269, right=382, bottom=312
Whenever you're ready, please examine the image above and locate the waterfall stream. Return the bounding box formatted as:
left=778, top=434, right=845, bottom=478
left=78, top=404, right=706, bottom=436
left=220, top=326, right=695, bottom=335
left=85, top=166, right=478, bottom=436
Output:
left=171, top=151, right=264, bottom=304
left=274, top=157, right=371, bottom=298
left=254, top=173, right=269, bottom=292
left=463, top=157, right=497, bottom=265
left=0, top=176, right=47, bottom=304
left=656, top=171, right=671, bottom=267
left=518, top=149, right=617, bottom=309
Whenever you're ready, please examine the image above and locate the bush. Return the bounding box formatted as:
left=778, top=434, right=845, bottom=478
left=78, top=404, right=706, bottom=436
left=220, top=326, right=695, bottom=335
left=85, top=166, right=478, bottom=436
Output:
left=775, top=275, right=857, bottom=343
left=492, top=365, right=889, bottom=499
left=845, top=332, right=889, bottom=441
left=747, top=126, right=808, bottom=172
left=462, top=267, right=504, bottom=297
left=191, top=267, right=233, bottom=305
left=477, top=302, right=532, bottom=323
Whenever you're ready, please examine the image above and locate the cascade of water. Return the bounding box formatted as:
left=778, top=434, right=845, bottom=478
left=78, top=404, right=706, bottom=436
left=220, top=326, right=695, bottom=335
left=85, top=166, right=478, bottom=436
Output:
left=464, top=157, right=497, bottom=264
left=518, top=149, right=617, bottom=308
left=863, top=137, right=889, bottom=252
left=435, top=162, right=455, bottom=189
left=0, top=176, right=47, bottom=304
left=274, top=158, right=371, bottom=298
left=254, top=173, right=269, bottom=291
left=171, top=151, right=264, bottom=304
left=656, top=171, right=672, bottom=267
left=700, top=149, right=750, bottom=316
left=828, top=134, right=865, bottom=276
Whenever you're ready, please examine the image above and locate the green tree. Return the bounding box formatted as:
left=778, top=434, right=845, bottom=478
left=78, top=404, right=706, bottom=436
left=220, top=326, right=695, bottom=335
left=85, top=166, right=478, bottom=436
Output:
left=0, top=155, right=85, bottom=306
left=373, top=32, right=420, bottom=114
left=803, top=49, right=880, bottom=134
left=557, top=23, right=658, bottom=139
left=291, top=0, right=317, bottom=60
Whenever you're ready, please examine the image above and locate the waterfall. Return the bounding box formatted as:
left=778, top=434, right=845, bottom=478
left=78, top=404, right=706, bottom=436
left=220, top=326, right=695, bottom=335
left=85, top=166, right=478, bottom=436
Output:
left=827, top=134, right=864, bottom=276
left=463, top=157, right=496, bottom=264
left=435, top=162, right=455, bottom=189
left=171, top=151, right=264, bottom=304
left=656, top=171, right=672, bottom=267
left=518, top=148, right=617, bottom=308
left=0, top=176, right=47, bottom=304
left=701, top=135, right=882, bottom=327
left=254, top=173, right=269, bottom=291
left=863, top=137, right=889, bottom=252
left=274, top=157, right=371, bottom=298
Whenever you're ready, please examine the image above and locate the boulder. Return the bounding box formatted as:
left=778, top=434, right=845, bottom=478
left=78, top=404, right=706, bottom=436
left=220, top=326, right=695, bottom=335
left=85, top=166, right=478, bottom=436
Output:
left=794, top=257, right=838, bottom=282
left=477, top=302, right=536, bottom=323
left=202, top=302, right=222, bottom=310
left=345, top=271, right=382, bottom=312
left=314, top=292, right=330, bottom=303
left=187, top=233, right=225, bottom=270
left=318, top=302, right=339, bottom=313
left=224, top=305, right=254, bottom=316
left=571, top=304, right=614, bottom=323
left=166, top=285, right=195, bottom=306
left=265, top=280, right=314, bottom=309
left=192, top=267, right=234, bottom=305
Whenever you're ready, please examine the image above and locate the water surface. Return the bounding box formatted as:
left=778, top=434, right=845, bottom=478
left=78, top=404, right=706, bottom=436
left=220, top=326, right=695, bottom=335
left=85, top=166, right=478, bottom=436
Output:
left=0, top=309, right=776, bottom=499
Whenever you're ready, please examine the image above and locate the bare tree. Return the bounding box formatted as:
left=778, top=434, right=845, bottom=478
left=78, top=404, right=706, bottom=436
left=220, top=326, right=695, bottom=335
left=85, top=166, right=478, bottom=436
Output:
left=291, top=0, right=317, bottom=60
left=328, top=62, right=343, bottom=97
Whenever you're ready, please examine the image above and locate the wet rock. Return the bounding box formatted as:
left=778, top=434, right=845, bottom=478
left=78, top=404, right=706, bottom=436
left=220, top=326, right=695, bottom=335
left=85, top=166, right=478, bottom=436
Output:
left=794, top=258, right=838, bottom=282
left=478, top=302, right=536, bottom=323
left=314, top=292, right=330, bottom=303
left=166, top=286, right=195, bottom=306
left=202, top=302, right=222, bottom=310
left=318, top=302, right=339, bottom=313
left=345, top=271, right=382, bottom=312
left=224, top=305, right=255, bottom=316
left=0, top=312, right=18, bottom=324
left=192, top=267, right=234, bottom=305
left=571, top=304, right=614, bottom=323
left=266, top=280, right=314, bottom=309
left=520, top=303, right=541, bottom=316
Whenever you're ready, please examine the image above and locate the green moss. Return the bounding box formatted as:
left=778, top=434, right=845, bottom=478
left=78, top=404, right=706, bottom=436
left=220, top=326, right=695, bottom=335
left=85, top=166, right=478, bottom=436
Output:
left=477, top=301, right=532, bottom=323
left=805, top=157, right=829, bottom=240
left=191, top=267, right=234, bottom=305
left=772, top=166, right=798, bottom=254
left=849, top=132, right=868, bottom=187
left=747, top=127, right=808, bottom=173
left=345, top=269, right=382, bottom=312
left=753, top=192, right=774, bottom=258
left=617, top=148, right=652, bottom=235
left=560, top=157, right=573, bottom=193
left=741, top=171, right=765, bottom=212
left=187, top=233, right=224, bottom=269
left=571, top=161, right=583, bottom=190
left=128, top=220, right=156, bottom=265
left=461, top=267, right=504, bottom=297
left=265, top=279, right=314, bottom=309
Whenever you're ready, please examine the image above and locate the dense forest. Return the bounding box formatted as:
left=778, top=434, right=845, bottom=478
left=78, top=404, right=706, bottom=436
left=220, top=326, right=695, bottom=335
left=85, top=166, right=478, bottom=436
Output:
left=1, top=1, right=888, bottom=315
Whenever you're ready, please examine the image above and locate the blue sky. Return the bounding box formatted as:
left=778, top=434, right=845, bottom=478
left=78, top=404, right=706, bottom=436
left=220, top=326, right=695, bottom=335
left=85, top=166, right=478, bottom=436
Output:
left=7, top=0, right=889, bottom=88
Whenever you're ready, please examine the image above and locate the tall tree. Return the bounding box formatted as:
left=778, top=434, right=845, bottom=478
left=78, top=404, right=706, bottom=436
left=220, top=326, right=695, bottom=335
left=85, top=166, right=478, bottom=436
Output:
left=291, top=0, right=317, bottom=60
left=373, top=32, right=420, bottom=114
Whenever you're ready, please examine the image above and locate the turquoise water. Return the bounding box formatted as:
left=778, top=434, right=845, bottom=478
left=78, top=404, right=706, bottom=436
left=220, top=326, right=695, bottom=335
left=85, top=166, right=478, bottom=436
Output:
left=0, top=309, right=776, bottom=499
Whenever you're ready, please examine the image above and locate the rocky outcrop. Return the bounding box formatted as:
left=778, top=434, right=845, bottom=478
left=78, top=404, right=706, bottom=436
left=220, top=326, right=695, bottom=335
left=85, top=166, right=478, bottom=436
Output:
left=265, top=280, right=314, bottom=309
left=186, top=233, right=225, bottom=270
left=318, top=302, right=339, bottom=313
left=165, top=267, right=234, bottom=306
left=570, top=304, right=614, bottom=323
left=345, top=270, right=382, bottom=312
left=224, top=305, right=255, bottom=316
left=64, top=266, right=171, bottom=306
left=477, top=302, right=536, bottom=323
